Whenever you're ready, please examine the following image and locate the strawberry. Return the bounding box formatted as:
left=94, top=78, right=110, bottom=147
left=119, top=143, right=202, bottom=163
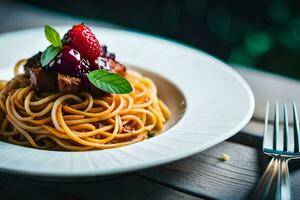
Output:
left=63, top=24, right=101, bottom=62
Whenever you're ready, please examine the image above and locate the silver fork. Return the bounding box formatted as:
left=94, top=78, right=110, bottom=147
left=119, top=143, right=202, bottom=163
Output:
left=251, top=102, right=300, bottom=200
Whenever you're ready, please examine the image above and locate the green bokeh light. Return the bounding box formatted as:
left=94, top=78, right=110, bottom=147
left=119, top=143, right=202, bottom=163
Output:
left=245, top=31, right=272, bottom=56
left=280, top=17, right=300, bottom=50
left=229, top=46, right=257, bottom=66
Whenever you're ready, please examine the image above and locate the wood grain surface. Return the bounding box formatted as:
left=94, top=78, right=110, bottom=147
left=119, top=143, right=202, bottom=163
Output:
left=141, top=140, right=300, bottom=200
left=0, top=173, right=203, bottom=200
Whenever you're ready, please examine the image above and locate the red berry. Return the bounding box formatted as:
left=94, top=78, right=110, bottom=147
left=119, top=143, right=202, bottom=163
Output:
left=63, top=24, right=101, bottom=62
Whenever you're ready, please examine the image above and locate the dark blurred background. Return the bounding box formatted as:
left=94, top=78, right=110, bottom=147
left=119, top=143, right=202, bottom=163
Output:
left=17, top=0, right=300, bottom=79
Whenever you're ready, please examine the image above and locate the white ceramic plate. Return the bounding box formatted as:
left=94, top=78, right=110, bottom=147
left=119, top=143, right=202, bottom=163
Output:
left=0, top=26, right=254, bottom=179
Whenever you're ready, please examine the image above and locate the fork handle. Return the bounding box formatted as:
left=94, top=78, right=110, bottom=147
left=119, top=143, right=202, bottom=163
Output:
left=251, top=157, right=278, bottom=199
left=278, top=158, right=292, bottom=200
left=251, top=157, right=292, bottom=200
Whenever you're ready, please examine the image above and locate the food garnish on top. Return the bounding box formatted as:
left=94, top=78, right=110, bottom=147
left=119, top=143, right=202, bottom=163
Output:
left=24, top=24, right=132, bottom=96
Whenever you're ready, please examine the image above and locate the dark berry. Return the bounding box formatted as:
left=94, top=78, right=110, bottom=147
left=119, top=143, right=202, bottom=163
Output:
left=106, top=53, right=115, bottom=60
left=78, top=59, right=90, bottom=75
left=81, top=73, right=91, bottom=90
left=91, top=57, right=111, bottom=71
left=100, top=45, right=107, bottom=57
left=46, top=46, right=81, bottom=76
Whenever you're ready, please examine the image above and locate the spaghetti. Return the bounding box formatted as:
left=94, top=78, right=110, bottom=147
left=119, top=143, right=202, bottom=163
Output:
left=0, top=60, right=170, bottom=151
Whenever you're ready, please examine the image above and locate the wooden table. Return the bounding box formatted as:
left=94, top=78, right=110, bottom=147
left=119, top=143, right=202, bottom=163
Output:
left=1, top=1, right=300, bottom=199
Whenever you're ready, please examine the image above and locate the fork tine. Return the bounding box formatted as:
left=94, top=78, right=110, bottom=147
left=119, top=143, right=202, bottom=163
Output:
left=293, top=101, right=300, bottom=153
left=283, top=104, right=289, bottom=152
left=263, top=101, right=272, bottom=152
left=273, top=102, right=279, bottom=150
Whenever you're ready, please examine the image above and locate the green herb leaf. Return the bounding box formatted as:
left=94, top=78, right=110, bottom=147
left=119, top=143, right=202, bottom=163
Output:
left=44, top=25, right=62, bottom=48
left=148, top=131, right=156, bottom=138
left=40, top=45, right=61, bottom=67
left=88, top=70, right=133, bottom=94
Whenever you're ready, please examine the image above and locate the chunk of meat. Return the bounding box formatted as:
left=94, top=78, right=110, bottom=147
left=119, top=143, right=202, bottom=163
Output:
left=58, top=73, right=81, bottom=94
left=123, top=125, right=135, bottom=133
left=89, top=84, right=110, bottom=98
left=92, top=122, right=106, bottom=129
left=24, top=52, right=42, bottom=78
left=29, top=68, right=57, bottom=92
left=107, top=59, right=126, bottom=76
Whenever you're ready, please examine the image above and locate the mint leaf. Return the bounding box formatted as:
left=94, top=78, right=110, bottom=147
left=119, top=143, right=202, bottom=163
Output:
left=44, top=25, right=62, bottom=48
left=88, top=70, right=133, bottom=94
left=41, top=45, right=61, bottom=67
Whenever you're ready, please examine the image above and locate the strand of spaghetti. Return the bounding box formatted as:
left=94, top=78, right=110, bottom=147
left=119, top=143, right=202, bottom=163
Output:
left=116, top=94, right=134, bottom=114
left=1, top=117, right=9, bottom=130
left=158, top=99, right=171, bottom=120
left=28, top=117, right=52, bottom=125
left=68, top=98, right=88, bottom=110
left=57, top=103, right=118, bottom=148
left=0, top=67, right=171, bottom=150
left=43, top=124, right=114, bottom=139
left=24, top=90, right=54, bottom=117
left=7, top=93, right=43, bottom=132
left=8, top=136, right=30, bottom=146
left=11, top=89, right=34, bottom=121
left=15, top=75, right=30, bottom=87
left=63, top=115, right=84, bottom=120
left=34, top=136, right=53, bottom=149
left=1, top=80, right=16, bottom=96
left=1, top=131, right=16, bottom=137
left=65, top=117, right=105, bottom=126
left=0, top=80, right=7, bottom=92
left=0, top=94, right=7, bottom=112
left=0, top=117, right=8, bottom=131
left=94, top=99, right=111, bottom=107
left=14, top=59, right=27, bottom=76
left=57, top=103, right=141, bottom=149
left=63, top=99, right=115, bottom=118
left=51, top=94, right=82, bottom=132
left=81, top=93, right=94, bottom=112
left=89, top=106, right=107, bottom=113
left=35, top=135, right=93, bottom=151
left=144, top=77, right=157, bottom=94
left=42, top=125, right=70, bottom=139
left=148, top=106, right=164, bottom=131
left=121, top=115, right=144, bottom=130
left=150, top=94, right=166, bottom=123
left=6, top=114, right=40, bottom=148
left=132, top=82, right=147, bottom=98
left=85, top=115, right=120, bottom=144
left=65, top=115, right=147, bottom=140
left=141, top=112, right=147, bottom=124
left=132, top=97, right=153, bottom=108
left=29, top=93, right=60, bottom=106
left=128, top=108, right=157, bottom=129
left=14, top=88, right=29, bottom=111
left=63, top=97, right=124, bottom=120
left=0, top=117, right=16, bottom=136
left=16, top=87, right=30, bottom=103
left=69, top=124, right=96, bottom=131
